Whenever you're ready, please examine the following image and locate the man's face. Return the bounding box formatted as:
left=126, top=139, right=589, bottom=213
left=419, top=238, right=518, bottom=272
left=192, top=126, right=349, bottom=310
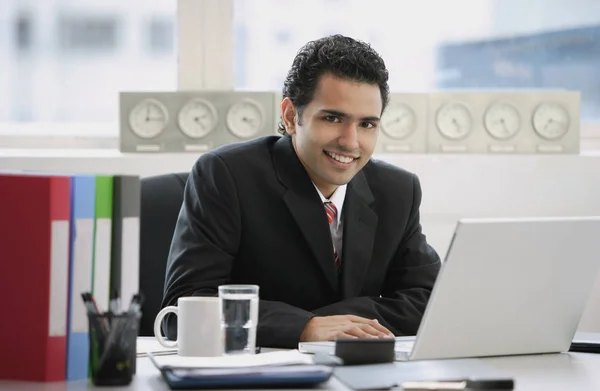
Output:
left=284, top=73, right=382, bottom=198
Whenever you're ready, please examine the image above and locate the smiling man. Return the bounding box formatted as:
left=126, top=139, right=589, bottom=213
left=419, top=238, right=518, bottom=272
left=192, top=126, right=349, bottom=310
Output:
left=161, top=34, right=441, bottom=348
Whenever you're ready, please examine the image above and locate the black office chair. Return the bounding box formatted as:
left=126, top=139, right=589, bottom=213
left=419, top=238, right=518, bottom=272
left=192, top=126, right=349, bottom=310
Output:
left=139, top=172, right=188, bottom=336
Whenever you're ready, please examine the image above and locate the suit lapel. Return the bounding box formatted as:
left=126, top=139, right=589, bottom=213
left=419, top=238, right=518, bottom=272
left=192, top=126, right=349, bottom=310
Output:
left=341, top=171, right=378, bottom=299
left=272, top=136, right=339, bottom=292
left=283, top=192, right=339, bottom=291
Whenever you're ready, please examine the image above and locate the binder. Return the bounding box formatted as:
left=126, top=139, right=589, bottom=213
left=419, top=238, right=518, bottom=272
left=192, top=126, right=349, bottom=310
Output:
left=0, top=174, right=71, bottom=381
left=159, top=365, right=333, bottom=390
left=148, top=352, right=332, bottom=390
left=91, top=176, right=113, bottom=313
left=110, top=175, right=141, bottom=309
left=66, top=175, right=96, bottom=380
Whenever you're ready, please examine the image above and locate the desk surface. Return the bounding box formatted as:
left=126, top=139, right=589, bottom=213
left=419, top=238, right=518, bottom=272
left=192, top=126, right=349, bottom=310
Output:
left=2, top=345, right=600, bottom=390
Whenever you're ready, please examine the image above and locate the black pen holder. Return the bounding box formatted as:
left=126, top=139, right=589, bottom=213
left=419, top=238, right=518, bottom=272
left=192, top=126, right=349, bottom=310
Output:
left=87, top=312, right=141, bottom=386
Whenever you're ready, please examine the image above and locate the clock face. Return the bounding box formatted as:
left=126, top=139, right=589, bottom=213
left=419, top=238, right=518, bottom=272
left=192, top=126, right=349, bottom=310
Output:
left=484, top=102, right=521, bottom=140
left=128, top=98, right=169, bottom=139
left=226, top=98, right=264, bottom=138
left=435, top=102, right=473, bottom=140
left=178, top=98, right=218, bottom=139
left=532, top=102, right=570, bottom=140
left=380, top=102, right=417, bottom=140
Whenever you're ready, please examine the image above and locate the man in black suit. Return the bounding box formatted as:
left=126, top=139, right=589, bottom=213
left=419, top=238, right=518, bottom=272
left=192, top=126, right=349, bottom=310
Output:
left=162, top=34, right=441, bottom=348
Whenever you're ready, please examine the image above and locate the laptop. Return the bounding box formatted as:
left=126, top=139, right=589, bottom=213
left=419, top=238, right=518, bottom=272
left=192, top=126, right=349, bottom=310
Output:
left=299, top=216, right=600, bottom=361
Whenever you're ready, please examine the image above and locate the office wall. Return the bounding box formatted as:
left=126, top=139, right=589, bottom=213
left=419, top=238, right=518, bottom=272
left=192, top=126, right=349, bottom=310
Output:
left=1, top=150, right=599, bottom=331
left=2, top=151, right=599, bottom=254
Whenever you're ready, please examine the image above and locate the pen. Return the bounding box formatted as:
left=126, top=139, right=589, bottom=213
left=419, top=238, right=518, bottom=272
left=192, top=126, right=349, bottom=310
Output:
left=81, top=292, right=104, bottom=321
left=81, top=293, right=98, bottom=315
left=81, top=292, right=109, bottom=335
left=81, top=292, right=101, bottom=314
left=110, top=289, right=120, bottom=314
left=127, top=292, right=144, bottom=315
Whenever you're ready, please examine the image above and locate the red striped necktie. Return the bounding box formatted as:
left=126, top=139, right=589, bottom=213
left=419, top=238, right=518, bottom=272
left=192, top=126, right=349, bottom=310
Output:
left=324, top=201, right=341, bottom=271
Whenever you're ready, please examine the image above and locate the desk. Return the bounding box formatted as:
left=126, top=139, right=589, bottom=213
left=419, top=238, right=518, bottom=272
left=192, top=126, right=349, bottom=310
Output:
left=1, top=345, right=600, bottom=390
left=0, top=356, right=344, bottom=391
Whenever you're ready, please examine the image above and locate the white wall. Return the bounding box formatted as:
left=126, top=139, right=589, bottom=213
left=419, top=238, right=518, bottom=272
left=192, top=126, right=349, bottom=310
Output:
left=1, top=148, right=600, bottom=331
left=1, top=151, right=599, bottom=257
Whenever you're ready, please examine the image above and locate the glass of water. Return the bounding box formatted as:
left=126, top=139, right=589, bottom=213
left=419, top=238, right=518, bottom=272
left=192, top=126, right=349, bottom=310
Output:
left=218, top=284, right=259, bottom=355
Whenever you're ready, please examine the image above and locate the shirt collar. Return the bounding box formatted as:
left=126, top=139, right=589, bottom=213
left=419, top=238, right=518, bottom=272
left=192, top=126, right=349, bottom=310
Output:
left=313, top=183, right=347, bottom=226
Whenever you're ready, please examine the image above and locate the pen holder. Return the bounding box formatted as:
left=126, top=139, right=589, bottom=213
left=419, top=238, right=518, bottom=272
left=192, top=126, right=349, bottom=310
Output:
left=87, top=311, right=141, bottom=386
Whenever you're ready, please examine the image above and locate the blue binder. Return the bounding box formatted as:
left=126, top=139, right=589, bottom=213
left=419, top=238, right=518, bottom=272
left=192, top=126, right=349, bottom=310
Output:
left=147, top=352, right=332, bottom=389
left=66, top=175, right=96, bottom=380
left=160, top=365, right=332, bottom=389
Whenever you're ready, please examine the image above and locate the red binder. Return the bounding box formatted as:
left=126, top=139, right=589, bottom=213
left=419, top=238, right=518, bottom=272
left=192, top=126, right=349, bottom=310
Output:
left=0, top=174, right=71, bottom=381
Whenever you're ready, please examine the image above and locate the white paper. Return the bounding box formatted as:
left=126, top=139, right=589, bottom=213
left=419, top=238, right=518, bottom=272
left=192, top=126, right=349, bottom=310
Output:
left=120, top=216, right=140, bottom=306
left=149, top=350, right=314, bottom=369
left=49, top=220, right=69, bottom=337
left=93, top=218, right=112, bottom=312
left=137, top=337, right=177, bottom=356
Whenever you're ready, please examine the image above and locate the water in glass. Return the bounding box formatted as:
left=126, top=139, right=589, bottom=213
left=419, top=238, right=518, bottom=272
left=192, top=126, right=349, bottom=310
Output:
left=220, top=292, right=258, bottom=355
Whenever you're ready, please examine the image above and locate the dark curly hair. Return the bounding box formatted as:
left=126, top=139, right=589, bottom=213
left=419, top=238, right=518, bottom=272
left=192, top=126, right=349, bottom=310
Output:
left=277, top=34, right=390, bottom=135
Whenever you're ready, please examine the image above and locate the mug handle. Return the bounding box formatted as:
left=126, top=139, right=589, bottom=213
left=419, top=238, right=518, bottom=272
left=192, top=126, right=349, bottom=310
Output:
left=154, top=306, right=178, bottom=348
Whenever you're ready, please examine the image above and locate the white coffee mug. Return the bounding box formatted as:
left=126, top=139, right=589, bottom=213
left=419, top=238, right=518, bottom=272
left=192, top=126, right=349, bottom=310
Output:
left=154, top=296, right=222, bottom=357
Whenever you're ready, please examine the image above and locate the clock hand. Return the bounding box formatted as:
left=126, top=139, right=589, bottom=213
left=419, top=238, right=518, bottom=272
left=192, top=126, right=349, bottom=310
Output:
left=500, top=119, right=509, bottom=134
left=387, top=116, right=403, bottom=127
left=392, top=114, right=406, bottom=124
left=452, top=118, right=461, bottom=133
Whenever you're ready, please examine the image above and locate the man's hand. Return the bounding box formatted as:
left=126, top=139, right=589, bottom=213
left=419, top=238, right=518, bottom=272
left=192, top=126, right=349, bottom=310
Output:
left=299, top=315, right=395, bottom=342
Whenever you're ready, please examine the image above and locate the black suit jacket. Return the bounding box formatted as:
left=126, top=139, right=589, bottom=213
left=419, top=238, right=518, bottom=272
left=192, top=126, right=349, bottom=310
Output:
left=162, top=135, right=441, bottom=348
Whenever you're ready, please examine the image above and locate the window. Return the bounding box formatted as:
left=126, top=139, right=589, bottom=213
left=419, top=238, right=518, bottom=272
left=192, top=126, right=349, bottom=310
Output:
left=275, top=30, right=291, bottom=44
left=1, top=0, right=598, bottom=147
left=233, top=0, right=600, bottom=121
left=436, top=25, right=600, bottom=120
left=234, top=23, right=248, bottom=88
left=0, top=0, right=177, bottom=129
left=147, top=18, right=175, bottom=54
left=15, top=12, right=33, bottom=53
left=58, top=15, right=119, bottom=52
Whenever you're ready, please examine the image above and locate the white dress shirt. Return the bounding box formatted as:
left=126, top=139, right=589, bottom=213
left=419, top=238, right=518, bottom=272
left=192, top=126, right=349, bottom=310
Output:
left=313, top=183, right=347, bottom=261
